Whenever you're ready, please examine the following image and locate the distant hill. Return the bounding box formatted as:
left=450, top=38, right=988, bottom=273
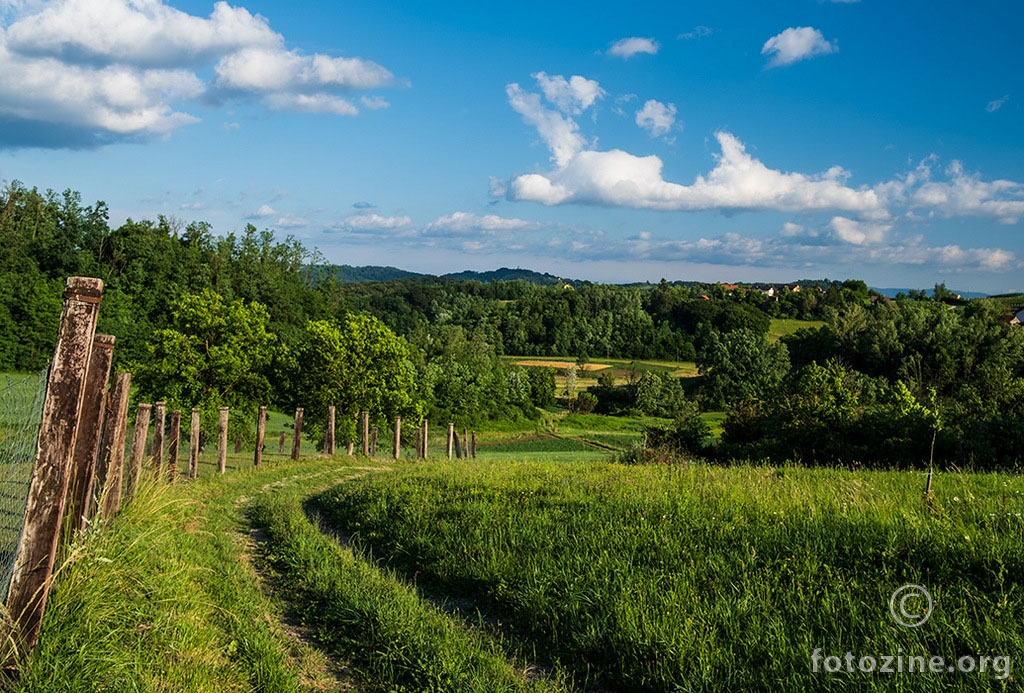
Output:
left=872, top=287, right=990, bottom=299
left=442, top=268, right=568, bottom=285
left=313, top=265, right=426, bottom=283
left=313, top=265, right=571, bottom=286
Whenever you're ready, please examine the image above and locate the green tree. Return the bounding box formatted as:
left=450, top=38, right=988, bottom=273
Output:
left=289, top=315, right=419, bottom=447
left=133, top=290, right=277, bottom=435
left=697, top=327, right=790, bottom=408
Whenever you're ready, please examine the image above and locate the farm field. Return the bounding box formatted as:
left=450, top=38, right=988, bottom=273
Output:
left=768, top=318, right=825, bottom=341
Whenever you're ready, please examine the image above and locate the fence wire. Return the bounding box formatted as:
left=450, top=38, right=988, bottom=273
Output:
left=0, top=367, right=50, bottom=598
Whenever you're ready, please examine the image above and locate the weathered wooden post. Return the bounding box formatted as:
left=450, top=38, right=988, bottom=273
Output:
left=166, top=410, right=181, bottom=484
left=453, top=429, right=462, bottom=459
left=254, top=406, right=266, bottom=468
left=5, top=277, right=102, bottom=661
left=462, top=427, right=469, bottom=458
left=291, top=408, right=303, bottom=460
left=95, top=372, right=131, bottom=520
left=471, top=431, right=477, bottom=459
left=422, top=419, right=429, bottom=458
left=325, top=406, right=336, bottom=456
left=361, top=411, right=370, bottom=456
left=189, top=408, right=201, bottom=479
left=234, top=434, right=242, bottom=454
left=393, top=416, right=402, bottom=460
left=67, top=333, right=115, bottom=537
left=447, top=423, right=455, bottom=459
left=125, top=404, right=152, bottom=498
left=218, top=407, right=229, bottom=474
left=278, top=431, right=286, bottom=454
left=152, top=401, right=166, bottom=474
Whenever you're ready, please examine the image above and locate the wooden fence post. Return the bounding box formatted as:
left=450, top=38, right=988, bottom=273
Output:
left=462, top=427, right=469, bottom=459
left=218, top=407, right=229, bottom=474
left=254, top=406, right=266, bottom=468
left=447, top=423, right=454, bottom=459
left=278, top=431, right=286, bottom=454
left=291, top=408, right=303, bottom=460
left=361, top=411, right=369, bottom=456
left=67, top=333, right=115, bottom=538
left=152, top=401, right=166, bottom=475
left=125, top=404, right=152, bottom=500
left=471, top=431, right=477, bottom=459
left=422, top=419, right=428, bottom=459
left=5, top=276, right=103, bottom=660
left=166, top=410, right=181, bottom=484
left=189, top=408, right=201, bottom=479
left=393, top=416, right=401, bottom=460
left=325, top=406, right=335, bottom=456
left=453, top=429, right=462, bottom=459
left=234, top=434, right=242, bottom=454
left=98, top=373, right=131, bottom=520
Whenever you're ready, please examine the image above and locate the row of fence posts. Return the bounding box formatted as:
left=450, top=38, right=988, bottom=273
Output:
left=2, top=276, right=481, bottom=669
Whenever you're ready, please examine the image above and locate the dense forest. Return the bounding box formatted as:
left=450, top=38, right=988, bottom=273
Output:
left=3, top=180, right=1024, bottom=469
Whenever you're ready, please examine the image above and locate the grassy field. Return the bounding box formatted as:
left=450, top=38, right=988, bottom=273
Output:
left=19, top=452, right=1023, bottom=691
left=768, top=318, right=825, bottom=341
left=314, top=461, right=1023, bottom=691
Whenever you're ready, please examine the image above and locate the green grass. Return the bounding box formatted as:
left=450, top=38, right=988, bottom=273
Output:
left=313, top=461, right=1024, bottom=691
left=769, top=318, right=826, bottom=341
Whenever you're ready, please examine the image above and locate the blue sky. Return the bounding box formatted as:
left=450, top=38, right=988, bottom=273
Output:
left=1, top=0, right=1023, bottom=293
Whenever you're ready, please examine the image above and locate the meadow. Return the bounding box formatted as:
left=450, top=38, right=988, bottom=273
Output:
left=311, top=460, right=1023, bottom=691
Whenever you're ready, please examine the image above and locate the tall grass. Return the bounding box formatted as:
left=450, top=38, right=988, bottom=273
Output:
left=249, top=482, right=567, bottom=692
left=312, top=461, right=1024, bottom=691
left=14, top=460, right=348, bottom=692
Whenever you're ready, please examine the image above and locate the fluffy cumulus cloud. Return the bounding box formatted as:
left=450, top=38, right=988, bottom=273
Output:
left=608, top=36, right=659, bottom=58
left=0, top=0, right=393, bottom=148
left=635, top=99, right=677, bottom=137
left=532, top=72, right=604, bottom=114
left=761, top=27, right=837, bottom=67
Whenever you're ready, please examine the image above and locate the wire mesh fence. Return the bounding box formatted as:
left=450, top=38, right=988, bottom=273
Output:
left=0, top=368, right=50, bottom=598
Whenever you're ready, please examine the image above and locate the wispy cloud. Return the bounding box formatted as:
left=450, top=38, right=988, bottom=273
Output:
left=986, top=94, right=1010, bottom=112
left=761, top=26, right=837, bottom=67
left=678, top=26, right=712, bottom=40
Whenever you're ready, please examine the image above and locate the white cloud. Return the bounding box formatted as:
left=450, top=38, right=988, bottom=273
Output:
left=0, top=0, right=394, bottom=147
left=761, top=27, right=837, bottom=68
left=986, top=95, right=1009, bottom=112
left=5, top=0, right=279, bottom=67
left=532, top=72, right=604, bottom=114
left=780, top=222, right=805, bottom=237
left=250, top=204, right=277, bottom=218
left=608, top=37, right=659, bottom=58
left=828, top=216, right=892, bottom=245
left=426, top=212, right=539, bottom=235
left=361, top=95, right=390, bottom=110
left=905, top=160, right=1024, bottom=224
left=635, top=99, right=677, bottom=137
left=679, top=26, right=712, bottom=40
left=507, top=82, right=588, bottom=167
left=275, top=215, right=308, bottom=228
left=336, top=213, right=413, bottom=231
left=214, top=47, right=391, bottom=92
left=508, top=123, right=883, bottom=215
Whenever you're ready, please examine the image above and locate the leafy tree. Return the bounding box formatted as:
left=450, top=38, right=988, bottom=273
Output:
left=288, top=315, right=419, bottom=446
left=133, top=290, right=277, bottom=435
left=696, top=327, right=790, bottom=409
